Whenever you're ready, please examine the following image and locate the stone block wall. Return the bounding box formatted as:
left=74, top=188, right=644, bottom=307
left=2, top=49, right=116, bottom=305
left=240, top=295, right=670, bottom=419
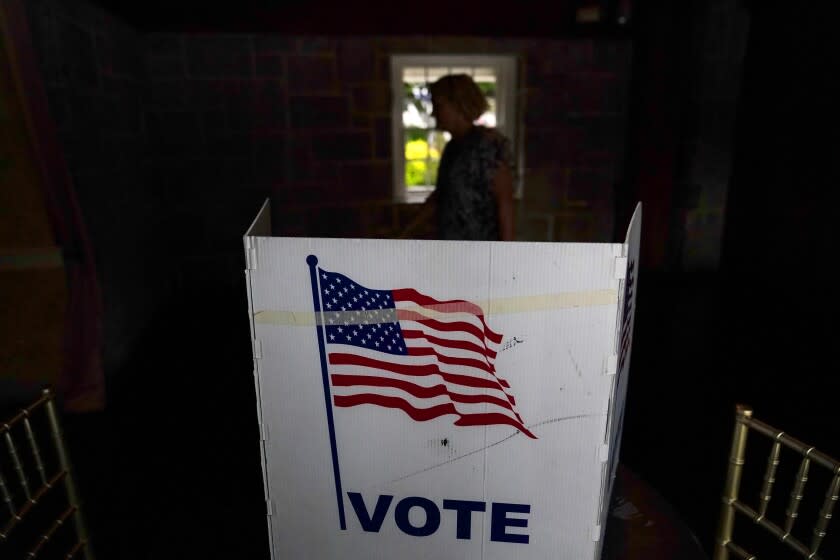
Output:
left=142, top=34, right=632, bottom=242
left=24, top=0, right=633, bottom=373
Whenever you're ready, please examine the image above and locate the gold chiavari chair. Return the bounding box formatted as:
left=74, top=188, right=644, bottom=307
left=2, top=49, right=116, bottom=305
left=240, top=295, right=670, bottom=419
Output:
left=714, top=404, right=840, bottom=560
left=0, top=388, right=93, bottom=559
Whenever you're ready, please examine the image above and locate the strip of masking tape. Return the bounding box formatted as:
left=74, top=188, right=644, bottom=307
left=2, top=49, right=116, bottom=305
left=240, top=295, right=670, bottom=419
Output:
left=253, top=288, right=618, bottom=326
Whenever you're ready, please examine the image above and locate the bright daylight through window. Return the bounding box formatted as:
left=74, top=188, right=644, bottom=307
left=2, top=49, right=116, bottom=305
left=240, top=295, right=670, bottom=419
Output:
left=390, top=56, right=517, bottom=203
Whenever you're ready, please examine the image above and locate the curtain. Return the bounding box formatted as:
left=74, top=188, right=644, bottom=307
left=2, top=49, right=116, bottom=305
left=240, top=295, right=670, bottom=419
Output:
left=0, top=0, right=104, bottom=411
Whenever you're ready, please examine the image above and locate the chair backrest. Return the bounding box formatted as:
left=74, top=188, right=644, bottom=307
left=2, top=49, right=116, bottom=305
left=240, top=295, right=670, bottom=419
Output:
left=0, top=388, right=94, bottom=559
left=714, top=404, right=840, bottom=560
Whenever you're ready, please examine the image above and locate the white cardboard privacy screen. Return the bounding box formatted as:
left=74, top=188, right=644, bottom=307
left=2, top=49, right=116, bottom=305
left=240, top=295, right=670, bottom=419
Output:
left=244, top=200, right=641, bottom=560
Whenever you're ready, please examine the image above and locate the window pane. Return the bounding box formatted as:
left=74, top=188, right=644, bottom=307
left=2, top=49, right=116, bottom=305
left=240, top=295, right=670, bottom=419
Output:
left=404, top=127, right=428, bottom=142
left=476, top=112, right=496, bottom=127
left=403, top=83, right=432, bottom=128
left=476, top=95, right=497, bottom=127
left=404, top=129, right=447, bottom=188
left=405, top=138, right=429, bottom=160
left=403, top=105, right=429, bottom=128
left=426, top=67, right=449, bottom=83
left=476, top=81, right=496, bottom=98
left=405, top=160, right=427, bottom=187
left=402, top=67, right=426, bottom=82
left=392, top=55, right=516, bottom=202
left=473, top=67, right=496, bottom=82
left=429, top=131, right=448, bottom=154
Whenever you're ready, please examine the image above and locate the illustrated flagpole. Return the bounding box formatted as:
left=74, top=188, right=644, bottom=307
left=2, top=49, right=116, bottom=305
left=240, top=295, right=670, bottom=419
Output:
left=306, top=255, right=347, bottom=530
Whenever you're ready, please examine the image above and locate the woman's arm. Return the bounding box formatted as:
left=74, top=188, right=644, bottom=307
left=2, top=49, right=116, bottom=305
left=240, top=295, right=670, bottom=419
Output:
left=397, top=190, right=438, bottom=239
left=492, top=163, right=515, bottom=241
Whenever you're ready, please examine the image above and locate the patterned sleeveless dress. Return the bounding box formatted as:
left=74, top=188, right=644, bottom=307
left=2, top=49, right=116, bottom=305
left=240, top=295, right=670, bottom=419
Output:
left=435, top=126, right=515, bottom=241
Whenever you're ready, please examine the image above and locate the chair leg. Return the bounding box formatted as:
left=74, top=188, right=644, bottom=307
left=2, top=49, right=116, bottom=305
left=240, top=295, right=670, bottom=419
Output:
left=713, top=404, right=752, bottom=560
left=44, top=389, right=95, bottom=560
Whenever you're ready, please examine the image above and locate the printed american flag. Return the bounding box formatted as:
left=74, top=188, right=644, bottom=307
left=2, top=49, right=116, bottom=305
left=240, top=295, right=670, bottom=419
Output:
left=316, top=266, right=536, bottom=439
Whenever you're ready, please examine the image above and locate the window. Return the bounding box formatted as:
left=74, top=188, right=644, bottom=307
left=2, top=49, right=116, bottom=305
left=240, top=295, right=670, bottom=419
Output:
left=390, top=55, right=518, bottom=203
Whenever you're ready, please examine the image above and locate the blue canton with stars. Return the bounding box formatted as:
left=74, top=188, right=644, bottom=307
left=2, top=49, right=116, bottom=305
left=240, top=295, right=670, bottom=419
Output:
left=319, top=269, right=407, bottom=356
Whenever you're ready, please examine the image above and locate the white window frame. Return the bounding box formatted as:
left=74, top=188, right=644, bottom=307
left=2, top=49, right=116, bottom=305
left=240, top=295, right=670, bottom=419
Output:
left=390, top=55, right=519, bottom=204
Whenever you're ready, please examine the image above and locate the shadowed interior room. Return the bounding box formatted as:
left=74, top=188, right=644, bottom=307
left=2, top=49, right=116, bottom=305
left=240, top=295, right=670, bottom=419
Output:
left=1, top=0, right=835, bottom=558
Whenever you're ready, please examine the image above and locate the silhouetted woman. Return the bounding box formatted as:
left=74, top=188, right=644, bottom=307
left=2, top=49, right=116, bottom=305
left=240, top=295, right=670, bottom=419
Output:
left=402, top=74, right=515, bottom=241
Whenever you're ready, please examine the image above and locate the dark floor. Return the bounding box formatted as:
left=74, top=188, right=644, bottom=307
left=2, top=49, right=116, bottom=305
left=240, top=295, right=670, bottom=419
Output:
left=42, top=264, right=840, bottom=558
left=56, top=262, right=268, bottom=559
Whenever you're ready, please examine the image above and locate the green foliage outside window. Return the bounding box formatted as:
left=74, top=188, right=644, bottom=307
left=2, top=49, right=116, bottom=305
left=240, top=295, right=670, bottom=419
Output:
left=405, top=139, right=440, bottom=187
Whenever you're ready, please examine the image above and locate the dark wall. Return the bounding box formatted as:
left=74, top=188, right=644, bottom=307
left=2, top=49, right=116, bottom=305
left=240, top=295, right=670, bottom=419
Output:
left=619, top=0, right=749, bottom=271
left=142, top=34, right=631, bottom=242
left=24, top=0, right=175, bottom=375
left=621, top=3, right=837, bottom=553
left=24, top=0, right=634, bottom=382
left=711, top=5, right=837, bottom=556
left=722, top=4, right=835, bottom=436
left=86, top=1, right=621, bottom=35
left=611, top=1, right=838, bottom=554
left=672, top=0, right=749, bottom=270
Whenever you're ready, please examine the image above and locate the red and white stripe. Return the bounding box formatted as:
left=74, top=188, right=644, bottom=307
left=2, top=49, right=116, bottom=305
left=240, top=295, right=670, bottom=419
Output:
left=328, top=288, right=535, bottom=439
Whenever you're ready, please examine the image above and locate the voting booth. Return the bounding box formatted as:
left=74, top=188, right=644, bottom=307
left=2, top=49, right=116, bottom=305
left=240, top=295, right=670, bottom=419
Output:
left=243, top=200, right=641, bottom=560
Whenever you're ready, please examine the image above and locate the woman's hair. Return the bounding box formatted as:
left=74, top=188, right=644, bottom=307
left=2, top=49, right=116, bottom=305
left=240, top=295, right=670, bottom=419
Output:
left=429, top=74, right=489, bottom=122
